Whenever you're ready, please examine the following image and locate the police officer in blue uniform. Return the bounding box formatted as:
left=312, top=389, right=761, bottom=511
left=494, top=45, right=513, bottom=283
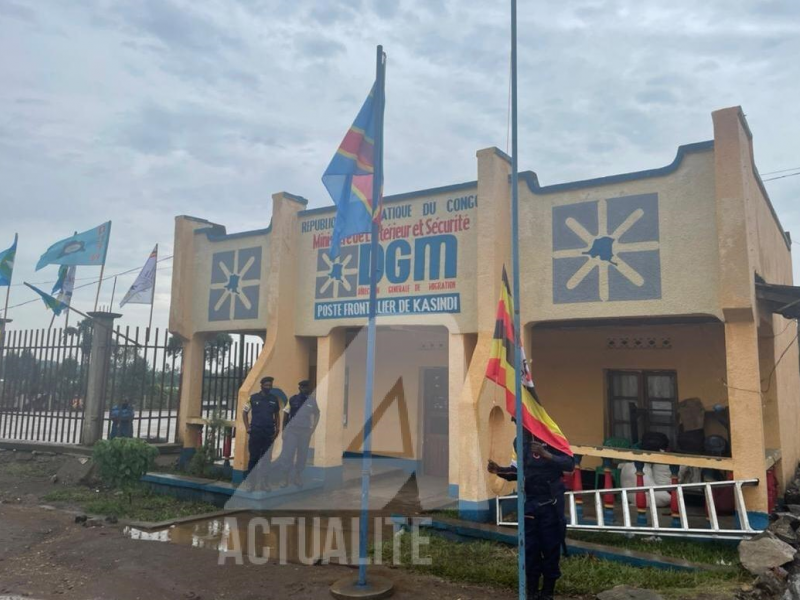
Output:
left=242, top=376, right=282, bottom=491
left=488, top=431, right=574, bottom=600
left=276, top=380, right=320, bottom=488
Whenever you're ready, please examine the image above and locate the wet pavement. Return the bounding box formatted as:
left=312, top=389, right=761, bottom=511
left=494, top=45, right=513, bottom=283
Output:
left=125, top=511, right=401, bottom=565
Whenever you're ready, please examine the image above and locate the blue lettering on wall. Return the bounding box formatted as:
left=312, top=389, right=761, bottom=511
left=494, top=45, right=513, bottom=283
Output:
left=355, top=234, right=458, bottom=286
left=386, top=239, right=411, bottom=283
left=414, top=235, right=457, bottom=281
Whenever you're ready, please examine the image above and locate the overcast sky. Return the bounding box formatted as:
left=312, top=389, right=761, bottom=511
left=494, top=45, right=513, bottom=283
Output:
left=2, top=0, right=799, bottom=332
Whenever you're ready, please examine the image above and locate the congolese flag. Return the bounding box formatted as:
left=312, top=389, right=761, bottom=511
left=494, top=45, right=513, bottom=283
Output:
left=485, top=267, right=572, bottom=456
left=322, top=82, right=385, bottom=259
left=0, top=234, right=17, bottom=287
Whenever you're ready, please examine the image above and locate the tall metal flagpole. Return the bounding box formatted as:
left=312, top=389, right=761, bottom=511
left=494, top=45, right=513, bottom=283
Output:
left=356, top=44, right=386, bottom=589
left=93, top=263, right=105, bottom=312
left=148, top=244, right=158, bottom=334
left=109, top=276, right=118, bottom=308
left=510, top=1, right=527, bottom=598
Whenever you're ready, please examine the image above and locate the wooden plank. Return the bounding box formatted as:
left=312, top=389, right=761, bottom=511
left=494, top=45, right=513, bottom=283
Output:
left=571, top=444, right=733, bottom=470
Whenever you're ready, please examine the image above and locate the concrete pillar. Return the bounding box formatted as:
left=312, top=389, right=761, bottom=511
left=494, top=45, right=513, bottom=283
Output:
left=81, top=311, right=121, bottom=446
left=457, top=147, right=513, bottom=521
left=724, top=319, right=769, bottom=514
left=176, top=333, right=207, bottom=451
left=310, top=329, right=346, bottom=485
left=712, top=107, right=770, bottom=518
left=232, top=192, right=310, bottom=480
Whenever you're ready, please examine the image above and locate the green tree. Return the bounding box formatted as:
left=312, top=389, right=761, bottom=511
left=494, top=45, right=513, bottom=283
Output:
left=205, top=333, right=233, bottom=367
left=65, top=318, right=94, bottom=356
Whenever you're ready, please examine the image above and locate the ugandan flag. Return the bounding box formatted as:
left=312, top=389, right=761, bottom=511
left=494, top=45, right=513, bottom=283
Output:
left=485, top=267, right=572, bottom=456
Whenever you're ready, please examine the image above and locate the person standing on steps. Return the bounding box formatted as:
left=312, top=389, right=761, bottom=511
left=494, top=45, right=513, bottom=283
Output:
left=242, top=376, right=282, bottom=492
left=276, top=380, right=320, bottom=488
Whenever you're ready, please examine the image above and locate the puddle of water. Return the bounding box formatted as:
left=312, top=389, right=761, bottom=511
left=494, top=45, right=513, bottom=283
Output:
left=124, top=512, right=401, bottom=565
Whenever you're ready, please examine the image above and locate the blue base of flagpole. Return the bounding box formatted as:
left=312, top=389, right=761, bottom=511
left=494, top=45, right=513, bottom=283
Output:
left=330, top=574, right=394, bottom=599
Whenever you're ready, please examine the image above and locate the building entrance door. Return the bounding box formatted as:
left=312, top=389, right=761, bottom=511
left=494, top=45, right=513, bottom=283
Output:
left=422, top=367, right=449, bottom=477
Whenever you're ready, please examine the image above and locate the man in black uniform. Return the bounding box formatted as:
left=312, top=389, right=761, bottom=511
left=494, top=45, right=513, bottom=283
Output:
left=488, top=432, right=574, bottom=600
left=276, top=380, right=320, bottom=488
left=243, top=376, right=282, bottom=491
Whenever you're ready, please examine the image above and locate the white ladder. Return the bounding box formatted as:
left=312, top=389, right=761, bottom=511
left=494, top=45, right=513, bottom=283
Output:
left=496, top=478, right=762, bottom=540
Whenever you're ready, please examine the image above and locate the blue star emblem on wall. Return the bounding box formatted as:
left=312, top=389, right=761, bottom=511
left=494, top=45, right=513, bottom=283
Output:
left=208, top=247, right=262, bottom=321
left=315, top=246, right=359, bottom=300
left=552, top=193, right=661, bottom=303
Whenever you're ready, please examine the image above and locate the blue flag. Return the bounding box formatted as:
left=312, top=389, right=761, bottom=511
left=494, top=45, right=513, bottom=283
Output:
left=25, top=283, right=69, bottom=316
left=0, top=234, right=17, bottom=286
left=36, top=221, right=111, bottom=271
left=322, top=83, right=385, bottom=259
left=52, top=265, right=69, bottom=295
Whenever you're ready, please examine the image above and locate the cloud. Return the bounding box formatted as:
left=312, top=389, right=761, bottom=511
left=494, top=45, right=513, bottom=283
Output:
left=2, top=0, right=800, bottom=330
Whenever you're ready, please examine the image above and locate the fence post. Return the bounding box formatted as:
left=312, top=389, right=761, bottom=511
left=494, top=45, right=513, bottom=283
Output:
left=81, top=311, right=121, bottom=446
left=0, top=318, right=10, bottom=383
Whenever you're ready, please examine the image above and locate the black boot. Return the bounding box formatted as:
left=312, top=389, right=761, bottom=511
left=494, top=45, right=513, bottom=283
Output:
left=539, top=578, right=557, bottom=600
left=526, top=576, right=541, bottom=600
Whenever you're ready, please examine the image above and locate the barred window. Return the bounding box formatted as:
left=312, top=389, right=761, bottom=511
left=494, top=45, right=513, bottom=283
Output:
left=607, top=370, right=678, bottom=447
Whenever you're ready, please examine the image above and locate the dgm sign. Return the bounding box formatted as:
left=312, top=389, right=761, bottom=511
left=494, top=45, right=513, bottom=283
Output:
left=314, top=233, right=460, bottom=320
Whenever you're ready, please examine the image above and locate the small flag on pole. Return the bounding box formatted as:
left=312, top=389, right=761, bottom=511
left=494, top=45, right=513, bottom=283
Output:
left=0, top=234, right=17, bottom=287
left=36, top=221, right=111, bottom=271
left=322, top=84, right=385, bottom=259
left=53, top=265, right=76, bottom=306
left=52, top=265, right=69, bottom=295
left=485, top=267, right=572, bottom=456
left=120, top=245, right=157, bottom=307
left=25, top=283, right=69, bottom=316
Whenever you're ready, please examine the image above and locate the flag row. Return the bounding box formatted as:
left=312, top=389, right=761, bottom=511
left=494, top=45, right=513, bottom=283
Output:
left=0, top=222, right=158, bottom=321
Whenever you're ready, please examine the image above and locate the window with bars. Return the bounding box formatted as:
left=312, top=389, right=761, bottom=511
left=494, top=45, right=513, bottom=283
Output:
left=607, top=370, right=678, bottom=446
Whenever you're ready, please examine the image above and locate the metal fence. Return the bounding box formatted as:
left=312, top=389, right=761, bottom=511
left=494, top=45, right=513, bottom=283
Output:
left=0, top=328, right=90, bottom=444
left=0, top=325, right=182, bottom=445
left=104, top=326, right=182, bottom=444
left=201, top=335, right=262, bottom=459
left=201, top=335, right=262, bottom=423
left=0, top=326, right=264, bottom=448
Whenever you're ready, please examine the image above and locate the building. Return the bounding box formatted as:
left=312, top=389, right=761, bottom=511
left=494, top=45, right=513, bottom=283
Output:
left=168, top=106, right=800, bottom=525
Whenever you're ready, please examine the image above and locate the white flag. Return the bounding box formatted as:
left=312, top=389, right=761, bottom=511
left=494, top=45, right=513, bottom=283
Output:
left=120, top=245, right=157, bottom=307
left=58, top=265, right=76, bottom=307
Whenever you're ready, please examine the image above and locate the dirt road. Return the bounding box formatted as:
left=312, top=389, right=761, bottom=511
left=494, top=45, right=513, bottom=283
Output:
left=0, top=450, right=513, bottom=600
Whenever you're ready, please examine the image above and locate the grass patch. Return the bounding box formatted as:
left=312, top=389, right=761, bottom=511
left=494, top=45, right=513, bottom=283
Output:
left=0, top=459, right=58, bottom=477
left=567, top=531, right=740, bottom=566
left=43, top=485, right=218, bottom=522
left=381, top=533, right=748, bottom=598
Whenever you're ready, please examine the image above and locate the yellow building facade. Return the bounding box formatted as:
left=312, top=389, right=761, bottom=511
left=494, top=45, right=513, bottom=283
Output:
left=169, top=106, right=799, bottom=524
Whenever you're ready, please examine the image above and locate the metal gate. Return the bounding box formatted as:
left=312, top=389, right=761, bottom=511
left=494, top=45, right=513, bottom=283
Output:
left=0, top=328, right=89, bottom=444
left=0, top=325, right=182, bottom=445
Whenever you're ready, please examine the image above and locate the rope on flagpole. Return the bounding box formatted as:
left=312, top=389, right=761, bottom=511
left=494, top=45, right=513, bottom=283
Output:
left=510, top=1, right=527, bottom=598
